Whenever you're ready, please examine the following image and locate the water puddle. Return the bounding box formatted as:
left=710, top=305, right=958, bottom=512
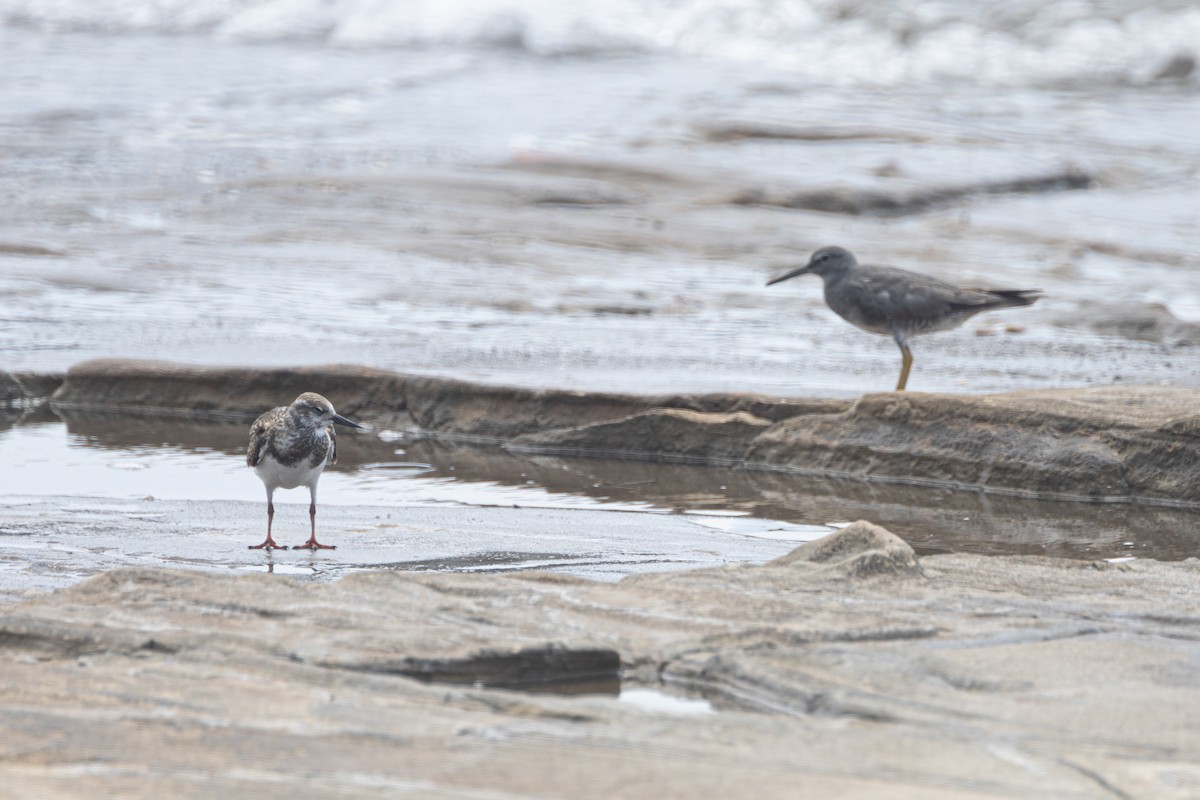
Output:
left=618, top=688, right=715, bottom=716
left=684, top=512, right=830, bottom=542
left=500, top=679, right=718, bottom=717
left=1, top=408, right=1199, bottom=562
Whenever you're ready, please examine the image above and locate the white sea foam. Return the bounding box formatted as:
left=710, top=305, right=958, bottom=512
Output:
left=2, top=0, right=1197, bottom=87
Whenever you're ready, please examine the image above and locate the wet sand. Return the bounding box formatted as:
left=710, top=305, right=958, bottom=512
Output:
left=0, top=495, right=803, bottom=600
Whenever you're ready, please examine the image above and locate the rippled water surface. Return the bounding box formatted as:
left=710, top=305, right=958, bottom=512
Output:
left=1, top=5, right=1198, bottom=584
left=1, top=10, right=1198, bottom=395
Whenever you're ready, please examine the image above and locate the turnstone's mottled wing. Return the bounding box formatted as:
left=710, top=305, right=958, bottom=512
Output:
left=246, top=406, right=287, bottom=468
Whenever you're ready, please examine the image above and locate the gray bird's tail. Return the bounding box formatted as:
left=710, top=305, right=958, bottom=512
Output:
left=988, top=289, right=1042, bottom=307
left=953, top=288, right=1042, bottom=312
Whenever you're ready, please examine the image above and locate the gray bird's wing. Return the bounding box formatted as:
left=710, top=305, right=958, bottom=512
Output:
left=843, top=266, right=960, bottom=322
left=246, top=407, right=286, bottom=467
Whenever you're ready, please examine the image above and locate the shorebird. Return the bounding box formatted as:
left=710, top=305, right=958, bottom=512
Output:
left=767, top=246, right=1040, bottom=391
left=246, top=392, right=363, bottom=550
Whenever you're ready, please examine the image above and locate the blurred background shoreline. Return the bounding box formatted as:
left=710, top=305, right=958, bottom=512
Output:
left=1, top=1, right=1198, bottom=396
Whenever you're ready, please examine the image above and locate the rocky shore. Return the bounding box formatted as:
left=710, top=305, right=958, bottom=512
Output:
left=5, top=12, right=1200, bottom=796
left=27, top=358, right=1200, bottom=505
left=3, top=522, right=1198, bottom=798
left=3, top=360, right=1200, bottom=797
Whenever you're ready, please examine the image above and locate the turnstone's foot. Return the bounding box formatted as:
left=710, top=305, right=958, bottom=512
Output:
left=292, top=539, right=337, bottom=550
left=248, top=537, right=287, bottom=550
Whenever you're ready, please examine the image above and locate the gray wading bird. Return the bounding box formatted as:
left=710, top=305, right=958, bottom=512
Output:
left=767, top=246, right=1041, bottom=391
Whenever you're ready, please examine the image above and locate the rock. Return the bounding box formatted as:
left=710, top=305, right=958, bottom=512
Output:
left=694, top=120, right=930, bottom=143
left=10, top=371, right=65, bottom=402
left=0, top=371, right=23, bottom=407
left=731, top=167, right=1092, bottom=216
left=1055, top=300, right=1200, bottom=345
left=509, top=407, right=773, bottom=461
left=513, top=382, right=1200, bottom=504
left=770, top=520, right=922, bottom=578
left=0, top=241, right=66, bottom=256
left=43, top=359, right=1200, bottom=505
left=1155, top=52, right=1196, bottom=81
left=4, top=546, right=1200, bottom=798
left=48, top=358, right=838, bottom=437
left=746, top=386, right=1200, bottom=503
left=0, top=370, right=61, bottom=415
left=49, top=359, right=409, bottom=423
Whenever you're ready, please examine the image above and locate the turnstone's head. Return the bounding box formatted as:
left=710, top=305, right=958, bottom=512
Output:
left=290, top=392, right=363, bottom=429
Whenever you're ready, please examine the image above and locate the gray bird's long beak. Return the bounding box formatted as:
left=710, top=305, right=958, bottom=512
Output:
left=332, top=414, right=363, bottom=429
left=766, top=264, right=811, bottom=286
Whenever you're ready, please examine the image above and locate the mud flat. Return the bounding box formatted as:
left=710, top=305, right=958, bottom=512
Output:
left=2, top=522, right=1199, bottom=799
left=32, top=358, right=1200, bottom=505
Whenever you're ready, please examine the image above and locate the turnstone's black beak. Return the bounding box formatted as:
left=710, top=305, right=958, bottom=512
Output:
left=332, top=414, right=363, bottom=429
left=766, top=263, right=811, bottom=286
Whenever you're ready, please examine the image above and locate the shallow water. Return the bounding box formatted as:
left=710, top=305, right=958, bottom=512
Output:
left=1, top=9, right=1198, bottom=587
left=1, top=20, right=1198, bottom=396
left=2, top=410, right=1196, bottom=564
left=618, top=688, right=714, bottom=715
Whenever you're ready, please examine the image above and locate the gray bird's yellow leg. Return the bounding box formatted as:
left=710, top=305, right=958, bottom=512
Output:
left=896, top=344, right=913, bottom=391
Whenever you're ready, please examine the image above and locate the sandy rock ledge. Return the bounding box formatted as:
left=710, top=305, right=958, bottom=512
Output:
left=34, top=358, right=1200, bottom=504
left=3, top=523, right=1199, bottom=799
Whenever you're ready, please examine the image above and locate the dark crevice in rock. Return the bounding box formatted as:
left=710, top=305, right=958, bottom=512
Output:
left=318, top=644, right=621, bottom=692
left=1053, top=300, right=1200, bottom=345
left=0, top=624, right=179, bottom=661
